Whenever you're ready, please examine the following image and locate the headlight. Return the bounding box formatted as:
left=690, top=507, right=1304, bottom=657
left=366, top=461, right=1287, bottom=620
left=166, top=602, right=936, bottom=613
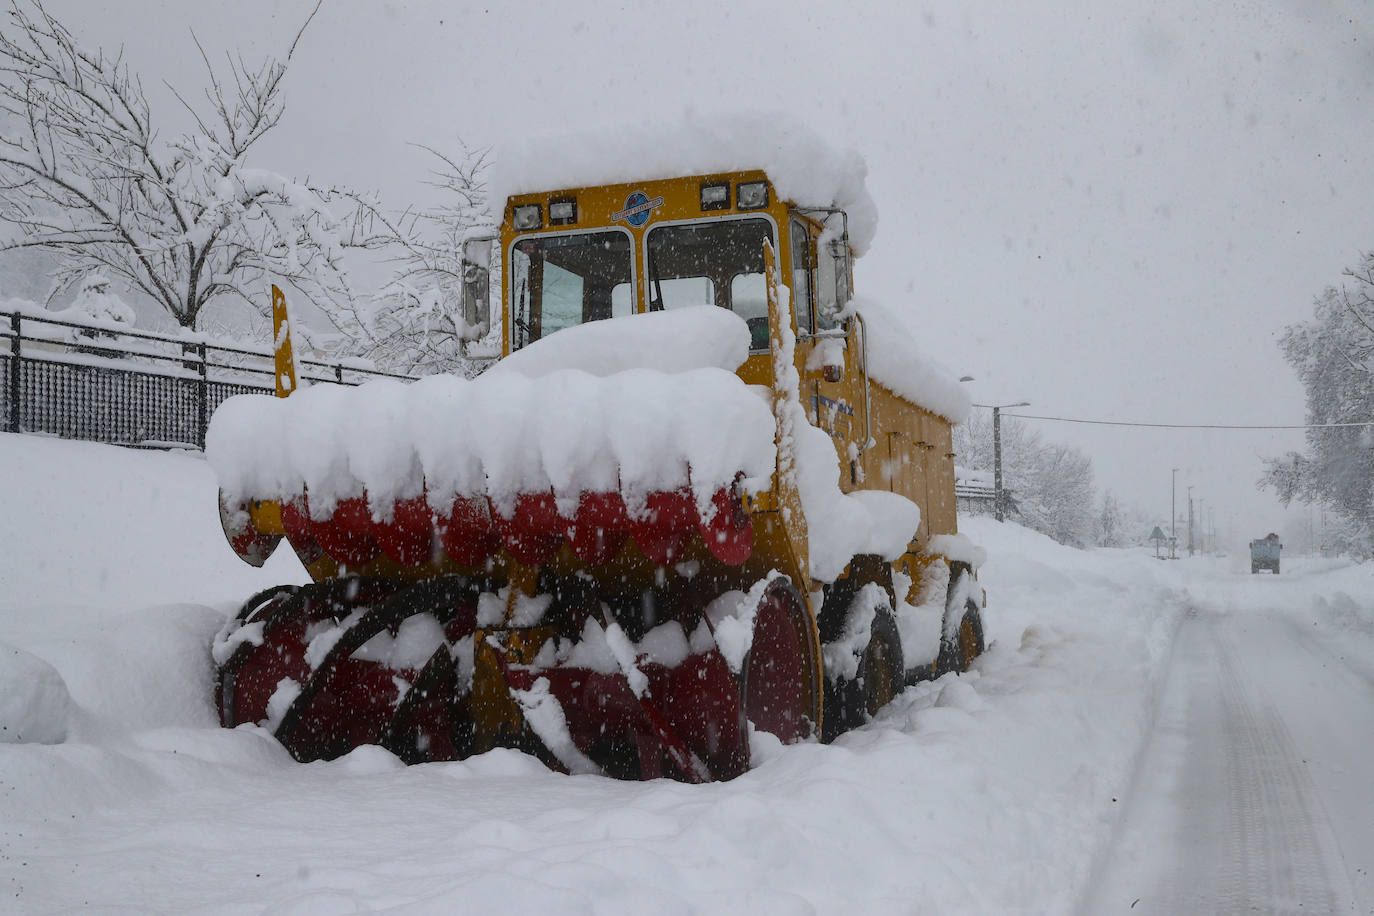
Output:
left=512, top=204, right=542, bottom=231
left=736, top=181, right=769, bottom=210
left=700, top=182, right=730, bottom=211
left=549, top=199, right=577, bottom=225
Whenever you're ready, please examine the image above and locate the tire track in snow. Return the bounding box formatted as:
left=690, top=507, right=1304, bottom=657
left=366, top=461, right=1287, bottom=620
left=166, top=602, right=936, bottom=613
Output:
left=1083, top=609, right=1354, bottom=914
left=1207, top=615, right=1346, bottom=915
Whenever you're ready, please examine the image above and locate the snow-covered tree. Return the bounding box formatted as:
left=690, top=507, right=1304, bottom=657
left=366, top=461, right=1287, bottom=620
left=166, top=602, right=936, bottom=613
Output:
left=1097, top=490, right=1123, bottom=547
left=1018, top=441, right=1096, bottom=547
left=953, top=411, right=1098, bottom=547
left=1260, top=250, right=1374, bottom=552
left=65, top=273, right=134, bottom=325
left=0, top=0, right=369, bottom=334
left=343, top=144, right=497, bottom=375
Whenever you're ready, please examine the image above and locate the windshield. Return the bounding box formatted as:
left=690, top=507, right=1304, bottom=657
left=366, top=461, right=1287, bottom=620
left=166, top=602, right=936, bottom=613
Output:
left=509, top=229, right=634, bottom=350
left=646, top=218, right=775, bottom=349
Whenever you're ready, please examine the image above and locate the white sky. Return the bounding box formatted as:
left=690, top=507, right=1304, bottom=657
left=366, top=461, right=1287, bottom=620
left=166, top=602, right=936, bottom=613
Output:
left=35, top=0, right=1374, bottom=542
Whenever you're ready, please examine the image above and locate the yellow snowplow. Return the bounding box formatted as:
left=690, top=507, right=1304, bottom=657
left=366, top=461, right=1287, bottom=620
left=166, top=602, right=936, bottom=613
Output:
left=209, top=129, right=986, bottom=780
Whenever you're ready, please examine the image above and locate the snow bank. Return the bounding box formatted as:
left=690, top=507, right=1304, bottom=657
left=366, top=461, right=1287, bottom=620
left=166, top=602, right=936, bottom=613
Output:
left=490, top=110, right=880, bottom=256
left=0, top=434, right=305, bottom=616
left=2, top=435, right=1259, bottom=913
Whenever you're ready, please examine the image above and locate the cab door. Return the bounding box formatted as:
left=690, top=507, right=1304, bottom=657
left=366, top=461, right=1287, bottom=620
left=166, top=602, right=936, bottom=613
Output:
left=792, top=215, right=864, bottom=490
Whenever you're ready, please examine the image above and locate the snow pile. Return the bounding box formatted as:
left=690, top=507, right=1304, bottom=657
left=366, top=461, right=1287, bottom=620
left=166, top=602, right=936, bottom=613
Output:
left=795, top=419, right=923, bottom=580
left=490, top=305, right=750, bottom=377
left=208, top=364, right=777, bottom=522
left=0, top=641, right=74, bottom=744
left=490, top=110, right=880, bottom=256
left=851, top=296, right=973, bottom=423
left=927, top=532, right=989, bottom=569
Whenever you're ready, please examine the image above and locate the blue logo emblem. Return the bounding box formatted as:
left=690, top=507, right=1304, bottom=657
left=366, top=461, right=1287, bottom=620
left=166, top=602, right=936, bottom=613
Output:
left=612, top=190, right=664, bottom=227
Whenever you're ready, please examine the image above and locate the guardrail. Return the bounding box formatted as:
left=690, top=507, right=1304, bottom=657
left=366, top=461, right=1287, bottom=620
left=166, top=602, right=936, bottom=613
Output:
left=0, top=310, right=414, bottom=449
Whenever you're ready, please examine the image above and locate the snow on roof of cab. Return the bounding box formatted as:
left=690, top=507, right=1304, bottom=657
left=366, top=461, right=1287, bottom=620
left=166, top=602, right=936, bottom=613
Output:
left=489, top=110, right=880, bottom=256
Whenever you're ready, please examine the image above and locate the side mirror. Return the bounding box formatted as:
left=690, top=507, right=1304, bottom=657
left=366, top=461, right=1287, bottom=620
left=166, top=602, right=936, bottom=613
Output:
left=460, top=236, right=494, bottom=341
left=829, top=238, right=852, bottom=312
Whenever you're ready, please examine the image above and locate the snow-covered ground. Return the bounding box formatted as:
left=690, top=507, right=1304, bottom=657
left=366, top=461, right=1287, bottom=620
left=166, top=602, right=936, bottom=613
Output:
left=2, top=432, right=1371, bottom=913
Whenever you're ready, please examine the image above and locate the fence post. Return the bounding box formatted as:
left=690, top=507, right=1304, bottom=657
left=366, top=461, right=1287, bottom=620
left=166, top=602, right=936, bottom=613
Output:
left=8, top=313, right=20, bottom=433
left=197, top=342, right=208, bottom=448
left=334, top=363, right=343, bottom=383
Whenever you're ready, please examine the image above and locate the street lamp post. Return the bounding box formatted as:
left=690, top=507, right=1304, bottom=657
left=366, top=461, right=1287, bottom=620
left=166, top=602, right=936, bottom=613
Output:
left=974, top=401, right=1030, bottom=522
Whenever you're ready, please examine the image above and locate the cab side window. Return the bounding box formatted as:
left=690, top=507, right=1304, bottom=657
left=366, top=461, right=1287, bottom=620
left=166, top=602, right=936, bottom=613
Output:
left=790, top=218, right=814, bottom=335
left=816, top=238, right=846, bottom=331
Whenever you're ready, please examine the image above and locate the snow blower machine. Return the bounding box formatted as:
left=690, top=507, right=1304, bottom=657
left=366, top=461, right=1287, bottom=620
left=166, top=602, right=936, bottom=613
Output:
left=208, top=122, right=988, bottom=781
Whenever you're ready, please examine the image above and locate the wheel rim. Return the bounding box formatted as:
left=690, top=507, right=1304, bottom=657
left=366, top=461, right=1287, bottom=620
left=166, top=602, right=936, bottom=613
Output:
left=863, top=635, right=897, bottom=716
left=956, top=610, right=982, bottom=672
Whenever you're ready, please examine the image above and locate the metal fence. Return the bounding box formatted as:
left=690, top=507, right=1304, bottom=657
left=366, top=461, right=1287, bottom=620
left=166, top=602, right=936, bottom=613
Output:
left=1, top=310, right=415, bottom=449
left=954, top=482, right=997, bottom=516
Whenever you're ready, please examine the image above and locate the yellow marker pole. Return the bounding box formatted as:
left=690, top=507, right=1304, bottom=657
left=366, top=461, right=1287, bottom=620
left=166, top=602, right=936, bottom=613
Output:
left=271, top=284, right=297, bottom=398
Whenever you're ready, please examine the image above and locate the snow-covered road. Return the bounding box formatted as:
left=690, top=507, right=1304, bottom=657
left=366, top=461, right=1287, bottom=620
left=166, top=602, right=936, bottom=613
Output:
left=1085, top=565, right=1374, bottom=915
left=4, top=433, right=1374, bottom=913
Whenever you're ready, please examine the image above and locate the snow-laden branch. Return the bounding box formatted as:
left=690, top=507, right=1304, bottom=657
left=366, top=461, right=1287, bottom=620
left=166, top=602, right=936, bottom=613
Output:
left=0, top=0, right=364, bottom=333
left=332, top=142, right=498, bottom=375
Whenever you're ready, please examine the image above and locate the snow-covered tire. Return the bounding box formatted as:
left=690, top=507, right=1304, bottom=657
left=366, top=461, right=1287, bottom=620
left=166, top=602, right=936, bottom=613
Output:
left=821, top=587, right=904, bottom=743
left=937, top=564, right=985, bottom=675
left=951, top=601, right=985, bottom=673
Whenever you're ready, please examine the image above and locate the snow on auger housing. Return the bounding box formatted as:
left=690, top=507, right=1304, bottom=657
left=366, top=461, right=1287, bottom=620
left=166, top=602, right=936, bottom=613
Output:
left=207, top=117, right=988, bottom=781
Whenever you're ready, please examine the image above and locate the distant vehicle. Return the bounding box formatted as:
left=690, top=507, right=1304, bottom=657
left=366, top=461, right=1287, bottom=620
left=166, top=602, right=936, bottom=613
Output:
left=1249, top=533, right=1282, bottom=574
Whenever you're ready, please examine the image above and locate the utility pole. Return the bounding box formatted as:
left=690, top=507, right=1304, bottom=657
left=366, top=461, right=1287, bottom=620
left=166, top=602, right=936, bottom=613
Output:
left=1198, top=497, right=1206, bottom=554
left=976, top=401, right=1030, bottom=522
left=993, top=408, right=1003, bottom=521
left=1171, top=468, right=1180, bottom=559
left=1187, top=486, right=1194, bottom=556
